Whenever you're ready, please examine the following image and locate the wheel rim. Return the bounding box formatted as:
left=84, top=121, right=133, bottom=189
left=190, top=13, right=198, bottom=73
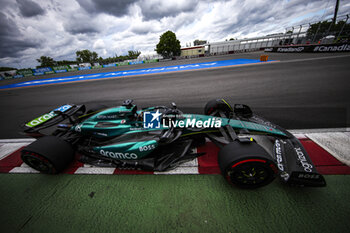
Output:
left=227, top=160, right=276, bottom=187
left=22, top=152, right=54, bottom=173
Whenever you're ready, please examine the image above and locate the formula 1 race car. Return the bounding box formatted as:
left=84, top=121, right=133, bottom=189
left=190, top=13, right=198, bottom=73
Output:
left=21, top=99, right=326, bottom=188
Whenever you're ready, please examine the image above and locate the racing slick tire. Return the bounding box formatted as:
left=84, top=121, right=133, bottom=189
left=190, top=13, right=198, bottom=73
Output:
left=21, top=136, right=75, bottom=174
left=218, top=141, right=278, bottom=188
left=204, top=99, right=233, bottom=118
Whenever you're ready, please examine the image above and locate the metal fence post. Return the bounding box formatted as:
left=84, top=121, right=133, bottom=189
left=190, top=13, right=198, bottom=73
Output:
left=312, top=22, right=321, bottom=43
left=337, top=14, right=349, bottom=41
left=296, top=25, right=302, bottom=44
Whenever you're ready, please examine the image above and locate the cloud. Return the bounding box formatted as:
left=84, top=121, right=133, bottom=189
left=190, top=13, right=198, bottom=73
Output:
left=0, top=12, right=40, bottom=58
left=93, top=39, right=105, bottom=49
left=76, top=0, right=137, bottom=17
left=16, top=0, right=45, bottom=17
left=137, top=0, right=199, bottom=20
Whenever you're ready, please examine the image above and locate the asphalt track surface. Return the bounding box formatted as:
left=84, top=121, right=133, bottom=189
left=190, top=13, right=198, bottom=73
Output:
left=0, top=52, right=350, bottom=138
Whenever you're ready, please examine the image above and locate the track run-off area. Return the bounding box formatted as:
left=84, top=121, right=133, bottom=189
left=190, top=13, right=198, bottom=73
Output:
left=1, top=52, right=350, bottom=232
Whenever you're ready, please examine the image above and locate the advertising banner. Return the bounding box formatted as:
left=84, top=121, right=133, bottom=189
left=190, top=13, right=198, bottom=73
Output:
left=117, top=62, right=129, bottom=66
left=265, top=43, right=350, bottom=53
left=103, top=63, right=116, bottom=68
left=53, top=65, right=69, bottom=73
left=68, top=64, right=79, bottom=71
left=17, top=69, right=33, bottom=77
left=129, top=61, right=144, bottom=65
left=32, top=67, right=52, bottom=73
left=32, top=67, right=53, bottom=75
left=79, top=67, right=91, bottom=70
left=0, top=70, right=17, bottom=79
left=144, top=59, right=159, bottom=63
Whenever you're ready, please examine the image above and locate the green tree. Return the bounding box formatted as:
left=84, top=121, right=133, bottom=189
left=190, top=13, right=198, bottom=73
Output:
left=76, top=49, right=98, bottom=63
left=156, top=31, right=181, bottom=58
left=306, top=20, right=350, bottom=39
left=127, top=50, right=141, bottom=59
left=0, top=67, right=17, bottom=71
left=193, top=39, right=207, bottom=45
left=36, top=56, right=56, bottom=67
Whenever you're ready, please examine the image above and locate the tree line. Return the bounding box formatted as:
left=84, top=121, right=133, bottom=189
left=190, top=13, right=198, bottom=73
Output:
left=37, top=50, right=141, bottom=68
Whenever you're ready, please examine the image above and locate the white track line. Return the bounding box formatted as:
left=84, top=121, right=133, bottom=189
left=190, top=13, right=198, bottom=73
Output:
left=9, top=163, right=40, bottom=174
left=306, top=132, right=350, bottom=166
left=154, top=167, right=199, bottom=175
left=0, top=139, right=35, bottom=143
left=0, top=143, right=30, bottom=160
left=74, top=167, right=116, bottom=174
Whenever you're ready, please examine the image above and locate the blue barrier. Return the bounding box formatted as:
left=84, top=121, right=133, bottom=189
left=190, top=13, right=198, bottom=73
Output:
left=55, top=70, right=67, bottom=73
left=78, top=67, right=91, bottom=70
left=0, top=59, right=268, bottom=90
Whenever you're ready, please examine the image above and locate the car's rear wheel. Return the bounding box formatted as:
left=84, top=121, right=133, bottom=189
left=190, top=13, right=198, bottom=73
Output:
left=218, top=141, right=277, bottom=188
left=21, top=136, right=75, bottom=174
left=204, top=99, right=233, bottom=118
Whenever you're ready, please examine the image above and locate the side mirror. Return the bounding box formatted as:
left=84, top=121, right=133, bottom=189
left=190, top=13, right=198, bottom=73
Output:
left=234, top=104, right=253, bottom=118
left=122, top=99, right=134, bottom=108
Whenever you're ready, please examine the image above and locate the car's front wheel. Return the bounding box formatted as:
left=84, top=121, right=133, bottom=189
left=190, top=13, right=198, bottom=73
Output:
left=218, top=141, right=278, bottom=188
left=21, top=136, right=75, bottom=174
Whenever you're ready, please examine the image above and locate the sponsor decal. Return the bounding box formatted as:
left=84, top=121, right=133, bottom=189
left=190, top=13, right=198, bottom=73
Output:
left=163, top=117, right=222, bottom=128
left=297, top=173, right=320, bottom=179
left=143, top=110, right=162, bottom=129
left=32, top=67, right=52, bottom=73
left=139, top=144, right=155, bottom=152
left=25, top=105, right=72, bottom=127
left=97, top=115, right=119, bottom=119
left=313, top=44, right=350, bottom=52
left=251, top=116, right=276, bottom=128
left=264, top=48, right=273, bottom=52
left=129, top=61, right=144, bottom=65
left=274, top=140, right=284, bottom=171
left=143, top=110, right=222, bottom=129
left=277, top=47, right=304, bottom=52
left=79, top=67, right=91, bottom=70
left=26, top=112, right=56, bottom=128
left=99, top=150, right=138, bottom=159
left=103, top=63, right=116, bottom=68
left=75, top=124, right=82, bottom=132
left=55, top=70, right=67, bottom=73
left=17, top=69, right=33, bottom=76
left=274, top=140, right=289, bottom=181
left=295, top=147, right=313, bottom=172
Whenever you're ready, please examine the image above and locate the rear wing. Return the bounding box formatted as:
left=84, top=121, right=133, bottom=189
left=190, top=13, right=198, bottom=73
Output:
left=22, top=104, right=85, bottom=137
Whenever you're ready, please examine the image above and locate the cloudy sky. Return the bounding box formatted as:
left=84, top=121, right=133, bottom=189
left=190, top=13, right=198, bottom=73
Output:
left=0, top=0, right=349, bottom=68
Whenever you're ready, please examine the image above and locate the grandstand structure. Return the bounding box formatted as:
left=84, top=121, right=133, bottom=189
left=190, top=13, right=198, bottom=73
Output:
left=182, top=14, right=349, bottom=57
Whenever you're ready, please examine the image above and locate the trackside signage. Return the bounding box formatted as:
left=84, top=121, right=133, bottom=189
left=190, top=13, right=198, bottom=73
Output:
left=143, top=110, right=222, bottom=129
left=25, top=105, right=72, bottom=127
left=265, top=43, right=350, bottom=53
